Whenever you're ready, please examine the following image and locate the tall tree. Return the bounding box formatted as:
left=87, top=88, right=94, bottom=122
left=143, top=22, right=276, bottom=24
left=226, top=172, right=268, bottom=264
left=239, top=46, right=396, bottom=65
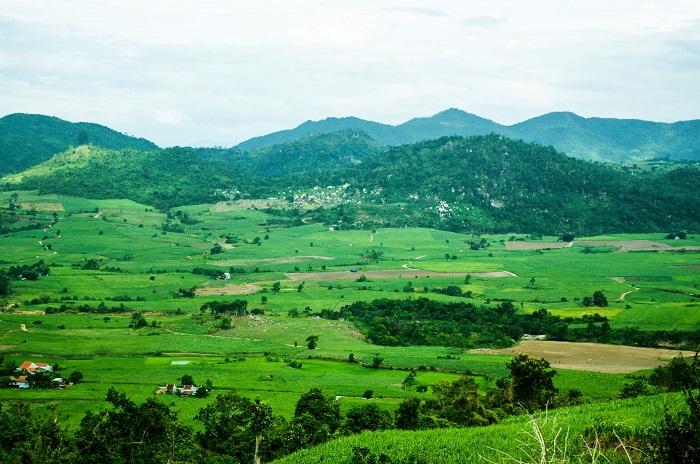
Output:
left=505, top=353, right=558, bottom=411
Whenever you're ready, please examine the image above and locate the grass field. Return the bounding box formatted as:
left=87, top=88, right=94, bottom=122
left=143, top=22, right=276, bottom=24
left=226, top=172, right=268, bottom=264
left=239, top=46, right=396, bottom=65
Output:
left=1, top=190, right=699, bottom=432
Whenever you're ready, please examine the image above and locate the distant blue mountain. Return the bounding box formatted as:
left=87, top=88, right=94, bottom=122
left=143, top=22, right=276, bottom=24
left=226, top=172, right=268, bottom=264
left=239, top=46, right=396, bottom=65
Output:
left=237, top=109, right=700, bottom=162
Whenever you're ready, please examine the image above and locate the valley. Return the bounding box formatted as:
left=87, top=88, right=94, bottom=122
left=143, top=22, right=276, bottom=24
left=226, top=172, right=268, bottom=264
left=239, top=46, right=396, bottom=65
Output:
left=1, top=188, right=699, bottom=462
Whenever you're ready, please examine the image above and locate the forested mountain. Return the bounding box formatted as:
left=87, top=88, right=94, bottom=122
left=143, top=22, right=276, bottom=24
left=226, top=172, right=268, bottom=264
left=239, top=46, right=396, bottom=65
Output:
left=509, top=112, right=700, bottom=162
left=201, top=129, right=385, bottom=177
left=2, top=131, right=698, bottom=235
left=294, top=134, right=700, bottom=235
left=3, top=145, right=272, bottom=209
left=236, top=109, right=700, bottom=162
left=0, top=113, right=159, bottom=176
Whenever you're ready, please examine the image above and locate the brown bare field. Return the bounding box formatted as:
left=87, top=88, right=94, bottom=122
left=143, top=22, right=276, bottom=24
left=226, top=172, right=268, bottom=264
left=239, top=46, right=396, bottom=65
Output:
left=505, top=239, right=700, bottom=253
left=285, top=270, right=516, bottom=281
left=505, top=241, right=572, bottom=250
left=576, top=240, right=700, bottom=252
left=19, top=202, right=65, bottom=212
left=478, top=340, right=694, bottom=373
left=196, top=283, right=261, bottom=296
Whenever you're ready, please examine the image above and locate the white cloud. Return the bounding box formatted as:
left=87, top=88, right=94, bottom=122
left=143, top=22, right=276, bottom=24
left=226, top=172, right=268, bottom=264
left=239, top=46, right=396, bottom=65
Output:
left=1, top=0, right=699, bottom=146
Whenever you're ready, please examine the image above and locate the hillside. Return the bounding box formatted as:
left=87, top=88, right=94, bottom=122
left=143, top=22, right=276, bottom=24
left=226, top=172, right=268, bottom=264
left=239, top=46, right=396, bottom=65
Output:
left=3, top=134, right=698, bottom=233
left=2, top=145, right=273, bottom=209
left=295, top=134, right=700, bottom=235
left=207, top=129, right=385, bottom=177
left=237, top=108, right=700, bottom=162
left=0, top=113, right=159, bottom=176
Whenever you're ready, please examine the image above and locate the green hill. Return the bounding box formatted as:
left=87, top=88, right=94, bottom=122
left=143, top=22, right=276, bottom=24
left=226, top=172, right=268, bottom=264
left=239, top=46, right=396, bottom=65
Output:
left=2, top=145, right=273, bottom=209
left=0, top=113, right=160, bottom=176
left=297, top=134, right=700, bottom=234
left=236, top=109, right=700, bottom=162
left=509, top=112, right=700, bottom=162
left=213, top=129, right=386, bottom=177
left=3, top=134, right=698, bottom=234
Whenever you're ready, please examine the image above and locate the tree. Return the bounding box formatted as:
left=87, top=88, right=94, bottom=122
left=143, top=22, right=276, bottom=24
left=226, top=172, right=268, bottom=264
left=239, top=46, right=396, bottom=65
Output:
left=342, top=403, right=392, bottom=435
left=272, top=282, right=281, bottom=294
left=305, top=335, right=319, bottom=350
left=395, top=397, right=422, bottom=430
left=297, top=281, right=305, bottom=292
left=69, top=371, right=84, bottom=384
left=505, top=353, right=558, bottom=411
left=251, top=399, right=273, bottom=464
left=0, top=271, right=10, bottom=296
left=293, top=388, right=341, bottom=446
left=181, top=374, right=195, bottom=386
left=592, top=290, right=608, bottom=307
left=75, top=388, right=202, bottom=463
left=194, top=390, right=256, bottom=460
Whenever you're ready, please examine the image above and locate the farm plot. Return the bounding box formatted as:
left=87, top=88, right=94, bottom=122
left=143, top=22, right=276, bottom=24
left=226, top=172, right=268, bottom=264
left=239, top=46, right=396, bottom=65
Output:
left=480, top=340, right=694, bottom=373
left=284, top=270, right=516, bottom=281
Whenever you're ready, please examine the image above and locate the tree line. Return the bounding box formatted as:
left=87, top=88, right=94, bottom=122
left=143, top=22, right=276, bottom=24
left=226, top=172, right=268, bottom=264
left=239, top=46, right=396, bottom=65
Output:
left=319, top=298, right=700, bottom=351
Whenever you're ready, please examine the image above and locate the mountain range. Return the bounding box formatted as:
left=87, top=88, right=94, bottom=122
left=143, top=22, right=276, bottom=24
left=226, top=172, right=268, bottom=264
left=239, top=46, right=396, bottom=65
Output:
left=236, top=108, right=700, bottom=163
left=2, top=109, right=700, bottom=179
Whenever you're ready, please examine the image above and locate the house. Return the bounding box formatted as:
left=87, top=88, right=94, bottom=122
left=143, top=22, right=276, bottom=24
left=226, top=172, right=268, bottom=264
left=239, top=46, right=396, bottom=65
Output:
left=180, top=384, right=199, bottom=396
left=156, top=383, right=198, bottom=396
left=9, top=375, right=29, bottom=389
left=16, top=361, right=53, bottom=375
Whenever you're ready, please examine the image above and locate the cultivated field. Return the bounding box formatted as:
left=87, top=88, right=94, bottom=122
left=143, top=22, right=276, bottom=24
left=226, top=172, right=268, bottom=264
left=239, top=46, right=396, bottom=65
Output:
left=1, top=190, right=699, bottom=429
left=481, top=340, right=695, bottom=373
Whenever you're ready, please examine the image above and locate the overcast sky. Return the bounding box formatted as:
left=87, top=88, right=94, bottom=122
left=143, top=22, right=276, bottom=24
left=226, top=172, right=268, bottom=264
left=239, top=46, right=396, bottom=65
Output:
left=2, top=1, right=699, bottom=147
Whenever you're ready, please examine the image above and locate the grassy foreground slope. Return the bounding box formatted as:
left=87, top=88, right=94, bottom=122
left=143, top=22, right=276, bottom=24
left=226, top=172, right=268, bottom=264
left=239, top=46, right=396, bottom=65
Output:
left=272, top=393, right=684, bottom=464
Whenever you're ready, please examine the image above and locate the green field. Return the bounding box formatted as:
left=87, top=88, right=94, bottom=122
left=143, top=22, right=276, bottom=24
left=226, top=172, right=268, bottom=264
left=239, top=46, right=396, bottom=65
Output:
left=1, top=191, right=698, bottom=460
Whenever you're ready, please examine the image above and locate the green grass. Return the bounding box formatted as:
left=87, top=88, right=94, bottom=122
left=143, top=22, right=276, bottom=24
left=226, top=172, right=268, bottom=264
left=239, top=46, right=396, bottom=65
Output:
left=2, top=191, right=699, bottom=437
left=272, top=393, right=686, bottom=463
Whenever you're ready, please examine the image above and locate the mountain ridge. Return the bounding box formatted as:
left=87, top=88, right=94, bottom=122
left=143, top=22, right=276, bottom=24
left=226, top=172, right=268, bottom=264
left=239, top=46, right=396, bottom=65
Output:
left=0, top=113, right=160, bottom=176
left=236, top=108, right=700, bottom=162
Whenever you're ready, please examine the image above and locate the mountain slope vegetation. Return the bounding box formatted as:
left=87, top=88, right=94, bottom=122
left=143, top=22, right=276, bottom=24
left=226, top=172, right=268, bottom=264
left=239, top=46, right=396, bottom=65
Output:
left=0, top=113, right=159, bottom=176
left=199, top=129, right=385, bottom=177
left=296, top=134, right=700, bottom=234
left=3, top=145, right=272, bottom=209
left=2, top=134, right=698, bottom=235
left=236, top=108, right=700, bottom=162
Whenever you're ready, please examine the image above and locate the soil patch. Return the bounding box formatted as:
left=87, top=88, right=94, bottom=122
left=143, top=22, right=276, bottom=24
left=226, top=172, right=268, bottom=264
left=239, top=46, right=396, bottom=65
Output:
left=0, top=345, right=17, bottom=351
left=478, top=340, right=694, bottom=373
left=19, top=202, right=65, bottom=212
left=285, top=270, right=516, bottom=281
left=196, top=283, right=261, bottom=296
left=505, top=242, right=572, bottom=250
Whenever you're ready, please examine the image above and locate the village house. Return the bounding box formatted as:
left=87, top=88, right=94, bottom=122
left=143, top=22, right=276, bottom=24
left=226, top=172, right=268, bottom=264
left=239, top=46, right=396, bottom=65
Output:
left=16, top=361, right=53, bottom=375
left=156, top=383, right=199, bottom=396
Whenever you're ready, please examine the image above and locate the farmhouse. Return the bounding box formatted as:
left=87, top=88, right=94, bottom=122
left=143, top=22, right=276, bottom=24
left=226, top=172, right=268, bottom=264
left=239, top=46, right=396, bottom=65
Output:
left=156, top=383, right=199, bottom=396
left=16, top=361, right=53, bottom=374
left=9, top=375, right=29, bottom=389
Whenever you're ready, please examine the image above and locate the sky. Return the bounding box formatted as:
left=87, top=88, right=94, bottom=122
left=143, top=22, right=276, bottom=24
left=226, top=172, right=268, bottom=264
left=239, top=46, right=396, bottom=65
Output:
left=2, top=1, right=700, bottom=147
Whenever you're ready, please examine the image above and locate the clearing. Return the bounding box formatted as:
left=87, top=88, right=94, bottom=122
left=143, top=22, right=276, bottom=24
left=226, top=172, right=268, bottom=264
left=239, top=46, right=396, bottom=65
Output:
left=285, top=270, right=516, bottom=281
left=505, top=239, right=700, bottom=252
left=196, top=283, right=261, bottom=296
left=479, top=340, right=694, bottom=373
